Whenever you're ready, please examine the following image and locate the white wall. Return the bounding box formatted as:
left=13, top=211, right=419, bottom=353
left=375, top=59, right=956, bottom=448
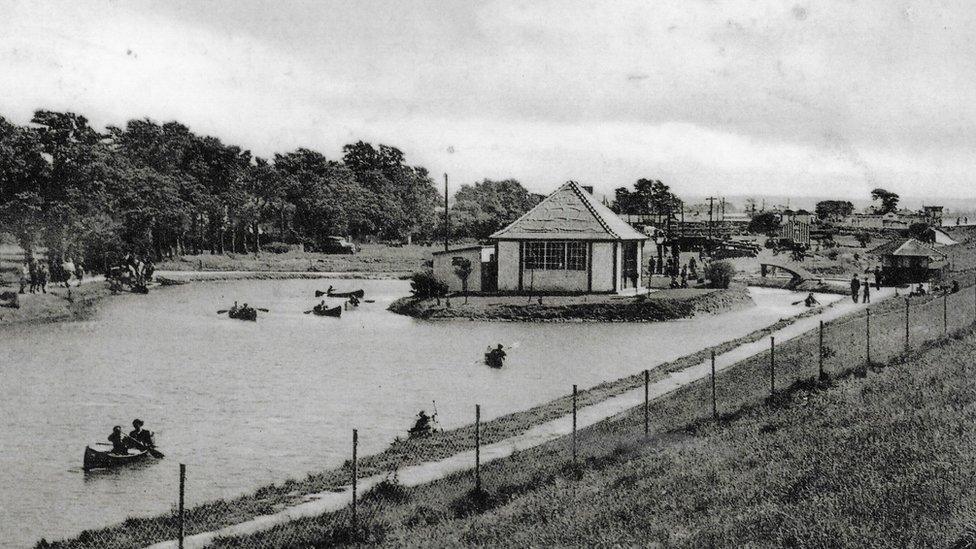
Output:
left=496, top=241, right=520, bottom=291
left=591, top=242, right=615, bottom=292
left=432, top=248, right=483, bottom=292
left=522, top=267, right=588, bottom=292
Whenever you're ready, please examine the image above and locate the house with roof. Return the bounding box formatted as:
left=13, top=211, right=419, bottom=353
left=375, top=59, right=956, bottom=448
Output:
left=871, top=238, right=948, bottom=284
left=489, top=181, right=648, bottom=293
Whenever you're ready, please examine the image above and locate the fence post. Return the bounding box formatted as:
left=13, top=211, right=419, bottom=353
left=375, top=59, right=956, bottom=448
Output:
left=475, top=404, right=481, bottom=492
left=944, top=293, right=948, bottom=334
left=818, top=320, right=824, bottom=380
left=866, top=308, right=871, bottom=364
left=710, top=351, right=717, bottom=419
left=643, top=369, right=649, bottom=436
left=178, top=464, right=185, bottom=549
left=905, top=298, right=910, bottom=352
left=352, top=429, right=358, bottom=534
left=571, top=384, right=578, bottom=466
left=769, top=337, right=775, bottom=396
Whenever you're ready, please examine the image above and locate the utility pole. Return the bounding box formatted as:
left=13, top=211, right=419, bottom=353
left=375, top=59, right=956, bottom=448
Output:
left=706, top=196, right=717, bottom=241
left=443, top=173, right=449, bottom=252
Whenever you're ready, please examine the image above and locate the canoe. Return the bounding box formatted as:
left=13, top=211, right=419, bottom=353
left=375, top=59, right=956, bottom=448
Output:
left=315, top=289, right=365, bottom=299
left=83, top=446, right=150, bottom=471
left=312, top=305, right=342, bottom=317
left=157, top=276, right=188, bottom=286
left=229, top=308, right=258, bottom=321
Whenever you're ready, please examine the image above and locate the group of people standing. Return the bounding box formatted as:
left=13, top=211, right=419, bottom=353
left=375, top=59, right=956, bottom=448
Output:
left=850, top=267, right=883, bottom=303
left=649, top=255, right=701, bottom=289
left=19, top=256, right=85, bottom=294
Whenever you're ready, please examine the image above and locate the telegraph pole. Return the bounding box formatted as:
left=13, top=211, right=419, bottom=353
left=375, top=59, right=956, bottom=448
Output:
left=706, top=196, right=717, bottom=240
left=443, top=173, right=449, bottom=252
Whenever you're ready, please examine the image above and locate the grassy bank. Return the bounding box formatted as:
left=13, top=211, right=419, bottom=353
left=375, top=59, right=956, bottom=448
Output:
left=156, top=244, right=434, bottom=276
left=0, top=281, right=115, bottom=328
left=388, top=286, right=753, bottom=321
left=204, top=297, right=976, bottom=547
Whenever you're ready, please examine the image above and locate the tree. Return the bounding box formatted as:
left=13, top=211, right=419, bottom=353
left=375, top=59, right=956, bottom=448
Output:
left=748, top=212, right=781, bottom=234
left=871, top=188, right=900, bottom=214
left=452, top=257, right=473, bottom=304
left=815, top=200, right=854, bottom=220
left=451, top=179, right=540, bottom=239
left=907, top=222, right=935, bottom=243
left=611, top=178, right=678, bottom=218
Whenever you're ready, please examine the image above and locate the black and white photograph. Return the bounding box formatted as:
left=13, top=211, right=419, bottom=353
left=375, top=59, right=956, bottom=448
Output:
left=3, top=1, right=976, bottom=547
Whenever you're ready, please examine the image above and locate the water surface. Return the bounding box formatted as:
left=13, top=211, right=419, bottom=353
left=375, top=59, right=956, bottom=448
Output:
left=0, top=280, right=830, bottom=547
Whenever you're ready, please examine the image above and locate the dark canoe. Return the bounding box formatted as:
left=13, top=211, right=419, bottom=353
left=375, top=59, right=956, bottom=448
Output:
left=315, top=289, right=365, bottom=299
left=228, top=308, right=257, bottom=321
left=83, top=446, right=151, bottom=471
left=157, top=276, right=188, bottom=286
left=312, top=305, right=342, bottom=317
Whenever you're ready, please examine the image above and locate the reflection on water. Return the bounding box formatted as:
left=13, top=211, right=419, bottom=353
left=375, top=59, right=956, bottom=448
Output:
left=0, top=280, right=830, bottom=547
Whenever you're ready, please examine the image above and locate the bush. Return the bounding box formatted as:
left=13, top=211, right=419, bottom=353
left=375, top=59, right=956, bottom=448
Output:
left=410, top=270, right=449, bottom=299
left=705, top=260, right=735, bottom=289
left=261, top=242, right=293, bottom=254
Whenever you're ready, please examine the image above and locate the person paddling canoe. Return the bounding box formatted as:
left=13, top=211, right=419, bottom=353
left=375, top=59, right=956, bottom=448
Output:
left=128, top=419, right=155, bottom=450
left=108, top=426, right=128, bottom=455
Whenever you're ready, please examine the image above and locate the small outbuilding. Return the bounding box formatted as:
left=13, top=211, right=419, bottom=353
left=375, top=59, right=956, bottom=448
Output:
left=872, top=238, right=948, bottom=284
left=432, top=245, right=495, bottom=293
left=489, top=181, right=648, bottom=293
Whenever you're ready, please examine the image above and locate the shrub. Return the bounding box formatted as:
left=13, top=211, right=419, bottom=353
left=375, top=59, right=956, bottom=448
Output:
left=854, top=232, right=872, bottom=247
left=260, top=241, right=292, bottom=254
left=410, top=270, right=449, bottom=299
left=705, top=260, right=735, bottom=289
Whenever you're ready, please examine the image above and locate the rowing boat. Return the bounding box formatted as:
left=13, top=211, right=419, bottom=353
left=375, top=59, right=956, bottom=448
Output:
left=312, top=305, right=342, bottom=317
left=229, top=307, right=258, bottom=321
left=315, top=287, right=365, bottom=299
left=157, top=276, right=188, bottom=286
left=83, top=446, right=151, bottom=471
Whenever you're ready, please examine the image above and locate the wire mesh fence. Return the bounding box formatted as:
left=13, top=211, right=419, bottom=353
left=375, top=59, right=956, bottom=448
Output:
left=42, top=283, right=976, bottom=549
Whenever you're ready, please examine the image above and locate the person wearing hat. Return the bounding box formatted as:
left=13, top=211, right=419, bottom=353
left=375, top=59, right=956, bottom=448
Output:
left=108, top=426, right=128, bottom=455
left=128, top=419, right=155, bottom=450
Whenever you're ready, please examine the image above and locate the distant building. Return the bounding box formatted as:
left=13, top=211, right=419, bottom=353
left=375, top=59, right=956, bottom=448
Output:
left=841, top=205, right=944, bottom=230
left=871, top=238, right=948, bottom=284
left=490, top=181, right=648, bottom=293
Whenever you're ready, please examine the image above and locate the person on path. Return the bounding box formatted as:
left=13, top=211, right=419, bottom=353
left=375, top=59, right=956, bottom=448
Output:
left=28, top=260, right=38, bottom=294
left=61, top=257, right=75, bottom=288
left=862, top=278, right=871, bottom=303
left=19, top=262, right=29, bottom=294
left=648, top=257, right=655, bottom=278
left=850, top=275, right=860, bottom=303
left=37, top=263, right=48, bottom=293
left=75, top=262, right=85, bottom=286
left=873, top=266, right=882, bottom=290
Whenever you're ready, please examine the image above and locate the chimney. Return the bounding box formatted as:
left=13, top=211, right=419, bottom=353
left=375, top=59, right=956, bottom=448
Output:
left=581, top=185, right=594, bottom=195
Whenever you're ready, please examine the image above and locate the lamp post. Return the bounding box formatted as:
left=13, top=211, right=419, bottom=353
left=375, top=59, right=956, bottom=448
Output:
left=654, top=232, right=666, bottom=275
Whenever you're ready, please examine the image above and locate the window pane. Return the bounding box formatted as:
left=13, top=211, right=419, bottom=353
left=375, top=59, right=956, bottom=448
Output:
left=525, top=242, right=545, bottom=270
left=545, top=242, right=565, bottom=270
left=567, top=242, right=587, bottom=270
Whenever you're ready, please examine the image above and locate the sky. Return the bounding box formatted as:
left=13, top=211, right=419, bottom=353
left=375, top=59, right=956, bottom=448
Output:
left=2, top=0, right=975, bottom=203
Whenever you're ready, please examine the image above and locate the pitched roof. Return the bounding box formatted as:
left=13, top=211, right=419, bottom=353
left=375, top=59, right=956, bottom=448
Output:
left=489, top=181, right=648, bottom=241
left=870, top=238, right=946, bottom=258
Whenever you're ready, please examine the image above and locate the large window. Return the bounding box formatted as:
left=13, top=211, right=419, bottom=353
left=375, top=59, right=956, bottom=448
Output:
left=523, top=241, right=587, bottom=271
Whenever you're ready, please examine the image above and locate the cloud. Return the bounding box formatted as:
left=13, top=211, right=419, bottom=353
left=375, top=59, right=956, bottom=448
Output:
left=1, top=0, right=974, bottom=201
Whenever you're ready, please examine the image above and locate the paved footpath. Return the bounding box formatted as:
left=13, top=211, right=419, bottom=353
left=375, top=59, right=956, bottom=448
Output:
left=147, top=287, right=896, bottom=549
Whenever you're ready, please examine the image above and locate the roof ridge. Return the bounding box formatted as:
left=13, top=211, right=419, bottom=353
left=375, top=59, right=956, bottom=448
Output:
left=567, top=181, right=618, bottom=238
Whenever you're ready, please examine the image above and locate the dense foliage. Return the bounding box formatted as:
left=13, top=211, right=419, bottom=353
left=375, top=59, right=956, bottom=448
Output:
left=870, top=187, right=900, bottom=214
left=611, top=178, right=679, bottom=216
left=409, top=270, right=449, bottom=299
left=705, top=260, right=735, bottom=288
left=815, top=200, right=854, bottom=219
left=0, top=111, right=442, bottom=269
left=449, top=179, right=541, bottom=239
left=747, top=212, right=781, bottom=234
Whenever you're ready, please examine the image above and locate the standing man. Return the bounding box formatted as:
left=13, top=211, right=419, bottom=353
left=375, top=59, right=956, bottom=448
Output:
left=36, top=262, right=48, bottom=294
left=850, top=274, right=860, bottom=303
left=648, top=257, right=655, bottom=280
left=873, top=266, right=882, bottom=290
left=862, top=277, right=871, bottom=303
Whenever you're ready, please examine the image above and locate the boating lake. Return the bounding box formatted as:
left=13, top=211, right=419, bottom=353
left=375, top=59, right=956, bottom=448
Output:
left=0, top=280, right=835, bottom=547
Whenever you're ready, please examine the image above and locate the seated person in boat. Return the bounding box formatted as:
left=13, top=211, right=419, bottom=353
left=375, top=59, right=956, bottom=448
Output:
left=485, top=344, right=506, bottom=367
left=409, top=410, right=433, bottom=437
left=128, top=419, right=155, bottom=449
left=229, top=301, right=239, bottom=315
left=804, top=292, right=820, bottom=308
left=314, top=300, right=326, bottom=313
left=348, top=294, right=360, bottom=306
left=108, top=426, right=128, bottom=455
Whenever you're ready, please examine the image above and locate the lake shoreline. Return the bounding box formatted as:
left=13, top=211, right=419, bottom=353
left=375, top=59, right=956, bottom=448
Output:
left=387, top=285, right=754, bottom=322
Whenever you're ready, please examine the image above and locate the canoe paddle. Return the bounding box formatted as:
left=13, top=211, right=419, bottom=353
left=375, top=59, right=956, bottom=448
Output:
left=217, top=309, right=228, bottom=315
left=123, top=434, right=165, bottom=458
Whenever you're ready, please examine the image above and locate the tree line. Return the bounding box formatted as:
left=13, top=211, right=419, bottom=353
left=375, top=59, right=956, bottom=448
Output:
left=0, top=110, right=542, bottom=271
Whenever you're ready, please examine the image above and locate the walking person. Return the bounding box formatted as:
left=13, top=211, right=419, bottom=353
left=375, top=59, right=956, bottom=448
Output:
left=648, top=257, right=655, bottom=279
left=850, top=274, right=860, bottom=303
left=75, top=262, right=85, bottom=286
left=873, top=266, right=882, bottom=290
left=37, top=263, right=48, bottom=293
left=862, top=277, right=871, bottom=303
left=28, top=259, right=38, bottom=294
left=19, top=262, right=30, bottom=294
